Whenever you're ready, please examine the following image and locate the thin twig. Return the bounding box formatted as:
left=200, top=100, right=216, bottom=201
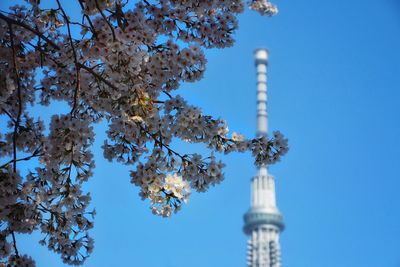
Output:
left=139, top=124, right=187, bottom=161
left=0, top=149, right=44, bottom=169
left=11, top=231, right=19, bottom=257
left=55, top=0, right=81, bottom=115
left=94, top=0, right=116, bottom=41
left=1, top=108, right=17, bottom=124
left=77, top=0, right=98, bottom=38
left=78, top=63, right=118, bottom=90
left=163, top=90, right=173, bottom=99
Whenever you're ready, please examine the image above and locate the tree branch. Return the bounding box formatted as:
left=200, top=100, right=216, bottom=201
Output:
left=11, top=231, right=19, bottom=258
left=138, top=124, right=187, bottom=162
left=55, top=0, right=81, bottom=115
left=1, top=108, right=17, bottom=124
left=8, top=21, right=22, bottom=259
left=77, top=0, right=98, bottom=38
left=0, top=12, right=60, bottom=50
left=95, top=0, right=116, bottom=41
left=78, top=63, right=118, bottom=91
left=0, top=149, right=44, bottom=169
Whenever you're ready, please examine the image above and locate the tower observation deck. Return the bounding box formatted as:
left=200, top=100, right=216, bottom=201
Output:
left=243, top=49, right=284, bottom=267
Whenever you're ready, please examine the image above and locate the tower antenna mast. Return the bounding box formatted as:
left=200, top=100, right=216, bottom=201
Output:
left=243, top=49, right=284, bottom=267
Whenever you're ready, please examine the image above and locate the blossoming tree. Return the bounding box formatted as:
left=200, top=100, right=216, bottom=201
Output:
left=0, top=0, right=286, bottom=265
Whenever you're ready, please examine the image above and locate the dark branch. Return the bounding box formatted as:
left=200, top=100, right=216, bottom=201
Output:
left=55, top=0, right=81, bottom=115
left=95, top=0, right=116, bottom=41
left=78, top=63, right=118, bottom=91
left=0, top=149, right=44, bottom=169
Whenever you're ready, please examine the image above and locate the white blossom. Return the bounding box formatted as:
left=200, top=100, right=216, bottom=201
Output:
left=7, top=254, right=36, bottom=267
left=249, top=0, right=278, bottom=16
left=0, top=0, right=286, bottom=265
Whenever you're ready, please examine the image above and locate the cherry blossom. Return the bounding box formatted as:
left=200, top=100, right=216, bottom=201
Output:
left=0, top=0, right=285, bottom=265
left=249, top=0, right=279, bottom=16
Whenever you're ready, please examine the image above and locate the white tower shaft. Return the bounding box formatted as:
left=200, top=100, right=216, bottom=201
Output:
left=244, top=49, right=284, bottom=267
left=253, top=49, right=276, bottom=212
left=255, top=49, right=269, bottom=137
left=251, top=168, right=277, bottom=212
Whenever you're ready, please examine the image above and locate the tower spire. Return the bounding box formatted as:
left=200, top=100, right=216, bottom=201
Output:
left=255, top=48, right=269, bottom=137
left=244, top=48, right=284, bottom=267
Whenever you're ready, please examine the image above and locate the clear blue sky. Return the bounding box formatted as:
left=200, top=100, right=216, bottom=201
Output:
left=2, top=0, right=400, bottom=266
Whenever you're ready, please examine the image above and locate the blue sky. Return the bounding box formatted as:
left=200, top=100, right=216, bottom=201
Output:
left=2, top=0, right=400, bottom=266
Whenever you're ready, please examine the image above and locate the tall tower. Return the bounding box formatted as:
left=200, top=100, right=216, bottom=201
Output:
left=243, top=49, right=285, bottom=267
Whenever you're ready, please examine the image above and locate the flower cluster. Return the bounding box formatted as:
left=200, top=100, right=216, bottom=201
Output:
left=0, top=73, right=15, bottom=103
left=145, top=172, right=190, bottom=217
left=6, top=254, right=36, bottom=267
left=182, top=154, right=226, bottom=192
left=0, top=0, right=285, bottom=265
left=0, top=168, right=21, bottom=220
left=249, top=0, right=279, bottom=16
left=252, top=131, right=289, bottom=166
left=81, top=0, right=114, bottom=15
